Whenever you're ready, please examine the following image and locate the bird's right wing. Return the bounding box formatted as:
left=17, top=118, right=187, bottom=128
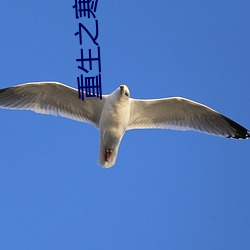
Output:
left=0, top=82, right=106, bottom=127
left=128, top=97, right=249, bottom=139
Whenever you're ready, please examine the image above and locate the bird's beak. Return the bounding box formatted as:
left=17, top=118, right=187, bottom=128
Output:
left=120, top=85, right=124, bottom=94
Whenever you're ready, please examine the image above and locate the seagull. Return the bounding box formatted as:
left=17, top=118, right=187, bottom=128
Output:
left=0, top=82, right=249, bottom=168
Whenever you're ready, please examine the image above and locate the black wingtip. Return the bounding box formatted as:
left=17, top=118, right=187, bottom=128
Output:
left=247, top=131, right=250, bottom=138
left=222, top=115, right=250, bottom=139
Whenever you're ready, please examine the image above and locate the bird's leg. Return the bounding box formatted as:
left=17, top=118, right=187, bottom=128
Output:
left=105, top=149, right=112, bottom=162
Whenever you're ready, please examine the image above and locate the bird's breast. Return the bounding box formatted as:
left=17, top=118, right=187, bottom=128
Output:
left=99, top=99, right=130, bottom=141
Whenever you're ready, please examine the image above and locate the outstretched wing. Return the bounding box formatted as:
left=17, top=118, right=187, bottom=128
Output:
left=128, top=97, right=249, bottom=139
left=0, top=82, right=106, bottom=127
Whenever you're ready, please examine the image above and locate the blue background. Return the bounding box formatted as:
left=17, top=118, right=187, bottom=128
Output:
left=0, top=1, right=249, bottom=249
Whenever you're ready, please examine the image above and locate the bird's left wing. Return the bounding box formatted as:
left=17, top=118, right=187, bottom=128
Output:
left=0, top=82, right=106, bottom=127
left=128, top=97, right=249, bottom=139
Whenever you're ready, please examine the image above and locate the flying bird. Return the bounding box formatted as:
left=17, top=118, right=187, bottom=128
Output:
left=0, top=82, right=249, bottom=168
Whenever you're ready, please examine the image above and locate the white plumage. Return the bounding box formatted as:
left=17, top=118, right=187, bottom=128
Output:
left=0, top=82, right=249, bottom=167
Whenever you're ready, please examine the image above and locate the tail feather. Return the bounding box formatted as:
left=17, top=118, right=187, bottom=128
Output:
left=98, top=144, right=118, bottom=168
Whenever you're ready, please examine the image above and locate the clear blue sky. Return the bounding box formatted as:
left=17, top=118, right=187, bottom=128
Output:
left=0, top=1, right=249, bottom=249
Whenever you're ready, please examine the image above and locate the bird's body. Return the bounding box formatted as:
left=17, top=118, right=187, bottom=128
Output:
left=0, top=82, right=249, bottom=168
left=98, top=86, right=130, bottom=167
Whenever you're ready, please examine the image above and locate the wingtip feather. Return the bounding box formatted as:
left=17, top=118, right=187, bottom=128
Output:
left=222, top=115, right=249, bottom=139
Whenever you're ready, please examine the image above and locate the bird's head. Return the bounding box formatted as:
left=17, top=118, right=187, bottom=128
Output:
left=119, top=84, right=130, bottom=98
left=110, top=84, right=130, bottom=103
